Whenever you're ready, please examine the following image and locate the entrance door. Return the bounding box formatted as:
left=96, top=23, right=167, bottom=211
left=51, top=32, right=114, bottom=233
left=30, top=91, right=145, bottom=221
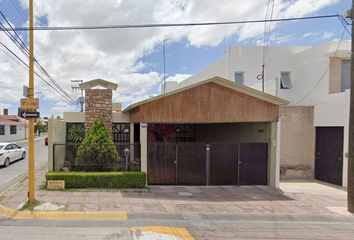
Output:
left=239, top=143, right=268, bottom=185
left=315, top=127, right=343, bottom=186
left=177, top=143, right=206, bottom=185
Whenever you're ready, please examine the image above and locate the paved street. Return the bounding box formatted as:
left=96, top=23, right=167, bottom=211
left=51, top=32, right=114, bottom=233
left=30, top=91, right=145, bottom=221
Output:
left=0, top=149, right=353, bottom=239
left=0, top=135, right=48, bottom=193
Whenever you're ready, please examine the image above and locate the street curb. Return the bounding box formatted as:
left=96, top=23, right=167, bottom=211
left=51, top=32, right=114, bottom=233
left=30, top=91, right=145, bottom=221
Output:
left=0, top=163, right=128, bottom=220
left=0, top=188, right=127, bottom=220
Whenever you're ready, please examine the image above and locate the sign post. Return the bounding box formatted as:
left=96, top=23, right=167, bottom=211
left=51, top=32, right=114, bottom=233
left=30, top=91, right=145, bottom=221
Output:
left=28, top=0, right=35, bottom=205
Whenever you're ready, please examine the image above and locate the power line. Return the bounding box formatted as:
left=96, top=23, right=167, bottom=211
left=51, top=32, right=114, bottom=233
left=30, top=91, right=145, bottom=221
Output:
left=294, top=27, right=346, bottom=106
left=0, top=42, right=78, bottom=106
left=6, top=3, right=73, bottom=79
left=338, top=14, right=352, bottom=36
left=0, top=12, right=80, bottom=108
left=1, top=14, right=339, bottom=31
left=33, top=1, right=79, bottom=79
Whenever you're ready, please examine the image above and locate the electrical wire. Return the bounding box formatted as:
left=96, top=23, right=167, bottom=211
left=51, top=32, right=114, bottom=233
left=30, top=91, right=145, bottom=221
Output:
left=337, top=14, right=352, bottom=36
left=0, top=42, right=78, bottom=106
left=1, top=14, right=339, bottom=31
left=263, top=0, right=275, bottom=65
left=7, top=2, right=73, bottom=79
left=33, top=1, right=79, bottom=79
left=294, top=27, right=346, bottom=106
left=0, top=12, right=80, bottom=108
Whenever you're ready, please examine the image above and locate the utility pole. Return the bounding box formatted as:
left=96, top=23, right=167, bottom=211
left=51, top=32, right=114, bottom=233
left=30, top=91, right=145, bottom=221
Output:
left=28, top=0, right=35, bottom=204
left=348, top=1, right=354, bottom=212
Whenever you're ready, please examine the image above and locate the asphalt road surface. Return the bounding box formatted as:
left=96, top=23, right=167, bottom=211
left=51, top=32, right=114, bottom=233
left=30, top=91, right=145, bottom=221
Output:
left=0, top=136, right=48, bottom=193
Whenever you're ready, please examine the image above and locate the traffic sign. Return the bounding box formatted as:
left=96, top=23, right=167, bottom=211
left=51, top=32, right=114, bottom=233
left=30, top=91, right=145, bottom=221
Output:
left=21, top=98, right=39, bottom=110
left=21, top=112, right=40, bottom=119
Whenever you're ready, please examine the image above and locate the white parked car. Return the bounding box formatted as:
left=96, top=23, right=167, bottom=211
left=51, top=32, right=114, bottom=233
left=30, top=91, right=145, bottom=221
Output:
left=0, top=143, right=26, bottom=167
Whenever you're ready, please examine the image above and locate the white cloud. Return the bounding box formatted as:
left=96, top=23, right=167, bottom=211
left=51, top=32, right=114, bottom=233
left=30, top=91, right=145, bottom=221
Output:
left=0, top=0, right=342, bottom=110
left=0, top=102, right=11, bottom=108
left=270, top=33, right=294, bottom=44
left=166, top=74, right=192, bottom=83
left=322, top=31, right=335, bottom=40
left=55, top=101, right=69, bottom=106
left=50, top=105, right=77, bottom=112
left=302, top=32, right=319, bottom=38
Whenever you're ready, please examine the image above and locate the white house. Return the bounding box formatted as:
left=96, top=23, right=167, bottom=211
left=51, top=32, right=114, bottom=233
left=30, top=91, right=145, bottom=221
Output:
left=163, top=41, right=351, bottom=187
left=0, top=113, right=29, bottom=142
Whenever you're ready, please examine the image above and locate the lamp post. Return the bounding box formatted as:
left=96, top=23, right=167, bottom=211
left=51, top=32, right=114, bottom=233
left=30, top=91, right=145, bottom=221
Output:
left=124, top=148, right=130, bottom=171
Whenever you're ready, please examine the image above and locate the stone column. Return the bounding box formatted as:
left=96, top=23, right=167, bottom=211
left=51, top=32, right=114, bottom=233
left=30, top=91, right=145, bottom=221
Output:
left=85, top=89, right=113, bottom=136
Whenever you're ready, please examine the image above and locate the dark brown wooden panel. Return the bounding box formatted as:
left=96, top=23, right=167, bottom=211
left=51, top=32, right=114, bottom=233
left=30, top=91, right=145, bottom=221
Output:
left=129, top=106, right=141, bottom=123
left=139, top=82, right=278, bottom=123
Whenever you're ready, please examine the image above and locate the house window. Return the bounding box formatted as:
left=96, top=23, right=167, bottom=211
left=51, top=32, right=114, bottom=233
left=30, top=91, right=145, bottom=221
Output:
left=280, top=72, right=292, bottom=89
left=10, top=125, right=16, bottom=135
left=235, top=72, right=244, bottom=85
left=341, top=60, right=350, bottom=92
left=0, top=125, right=4, bottom=135
left=112, top=123, right=130, bottom=143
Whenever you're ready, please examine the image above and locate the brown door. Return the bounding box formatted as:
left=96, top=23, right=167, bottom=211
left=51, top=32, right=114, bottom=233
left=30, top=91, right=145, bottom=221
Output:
left=315, top=127, right=343, bottom=186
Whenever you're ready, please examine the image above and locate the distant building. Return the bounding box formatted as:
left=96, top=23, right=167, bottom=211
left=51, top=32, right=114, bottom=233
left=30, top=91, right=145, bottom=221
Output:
left=0, top=109, right=29, bottom=142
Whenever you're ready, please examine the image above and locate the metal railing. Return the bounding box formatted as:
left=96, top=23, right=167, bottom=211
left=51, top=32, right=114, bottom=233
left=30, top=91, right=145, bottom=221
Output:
left=53, top=142, right=141, bottom=172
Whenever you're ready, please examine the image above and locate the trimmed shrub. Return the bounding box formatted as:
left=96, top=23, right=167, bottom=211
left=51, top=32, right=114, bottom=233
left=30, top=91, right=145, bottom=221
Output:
left=45, top=172, right=147, bottom=188
left=76, top=117, right=120, bottom=171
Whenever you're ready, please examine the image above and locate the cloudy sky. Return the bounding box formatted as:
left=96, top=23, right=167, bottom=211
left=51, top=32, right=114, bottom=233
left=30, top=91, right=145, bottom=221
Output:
left=0, top=0, right=351, bottom=118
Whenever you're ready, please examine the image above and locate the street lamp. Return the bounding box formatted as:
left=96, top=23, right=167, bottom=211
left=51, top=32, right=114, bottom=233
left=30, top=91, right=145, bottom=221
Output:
left=124, top=148, right=130, bottom=171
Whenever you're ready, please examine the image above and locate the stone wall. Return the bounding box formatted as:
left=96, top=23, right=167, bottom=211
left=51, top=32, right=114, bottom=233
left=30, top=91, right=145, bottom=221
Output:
left=85, top=89, right=113, bottom=136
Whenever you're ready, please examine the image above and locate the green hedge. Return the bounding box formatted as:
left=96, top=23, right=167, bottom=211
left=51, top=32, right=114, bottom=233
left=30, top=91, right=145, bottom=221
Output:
left=45, top=172, right=146, bottom=188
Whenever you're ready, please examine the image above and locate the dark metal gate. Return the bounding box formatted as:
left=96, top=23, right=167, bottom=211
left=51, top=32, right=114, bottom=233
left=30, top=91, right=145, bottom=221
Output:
left=147, top=142, right=268, bottom=185
left=315, top=127, right=343, bottom=186
left=239, top=143, right=268, bottom=185
left=147, top=143, right=176, bottom=184
left=177, top=143, right=206, bottom=185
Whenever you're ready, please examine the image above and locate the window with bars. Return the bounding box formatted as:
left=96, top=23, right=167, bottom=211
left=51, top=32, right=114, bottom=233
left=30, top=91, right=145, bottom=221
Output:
left=174, top=125, right=196, bottom=143
left=66, top=123, right=85, bottom=141
left=10, top=125, right=16, bottom=135
left=112, top=123, right=130, bottom=143
left=0, top=125, right=4, bottom=135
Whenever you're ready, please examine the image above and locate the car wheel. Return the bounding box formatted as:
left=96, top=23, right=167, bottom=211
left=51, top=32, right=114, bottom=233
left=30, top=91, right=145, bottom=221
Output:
left=22, top=152, right=26, bottom=159
left=4, top=157, right=10, bottom=167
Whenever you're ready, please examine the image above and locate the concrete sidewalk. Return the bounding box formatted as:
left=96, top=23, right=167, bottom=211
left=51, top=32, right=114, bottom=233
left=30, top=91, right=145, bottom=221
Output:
left=0, top=163, right=351, bottom=218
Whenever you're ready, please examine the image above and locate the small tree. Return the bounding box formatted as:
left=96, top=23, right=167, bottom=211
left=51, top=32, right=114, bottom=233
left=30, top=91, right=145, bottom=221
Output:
left=38, top=120, right=42, bottom=136
left=76, top=117, right=120, bottom=171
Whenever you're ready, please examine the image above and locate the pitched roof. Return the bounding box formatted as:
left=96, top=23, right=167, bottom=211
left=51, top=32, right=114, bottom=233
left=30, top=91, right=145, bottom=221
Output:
left=80, top=78, right=118, bottom=90
left=0, top=115, right=20, bottom=122
left=123, top=76, right=289, bottom=113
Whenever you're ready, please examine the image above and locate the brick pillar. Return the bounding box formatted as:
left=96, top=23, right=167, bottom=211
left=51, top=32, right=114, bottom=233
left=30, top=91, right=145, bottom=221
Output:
left=85, top=89, right=113, bottom=137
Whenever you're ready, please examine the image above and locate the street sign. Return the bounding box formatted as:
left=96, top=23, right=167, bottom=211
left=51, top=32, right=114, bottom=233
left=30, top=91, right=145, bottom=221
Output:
left=21, top=98, right=39, bottom=110
left=23, top=85, right=29, bottom=97
left=21, top=111, right=40, bottom=119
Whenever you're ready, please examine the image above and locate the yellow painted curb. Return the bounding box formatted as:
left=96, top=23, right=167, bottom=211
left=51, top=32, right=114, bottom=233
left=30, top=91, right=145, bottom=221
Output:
left=0, top=203, right=127, bottom=219
left=0, top=182, right=127, bottom=220
left=130, top=226, right=195, bottom=240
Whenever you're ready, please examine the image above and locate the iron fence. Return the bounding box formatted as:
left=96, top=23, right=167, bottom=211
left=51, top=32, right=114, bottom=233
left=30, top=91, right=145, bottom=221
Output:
left=53, top=142, right=141, bottom=172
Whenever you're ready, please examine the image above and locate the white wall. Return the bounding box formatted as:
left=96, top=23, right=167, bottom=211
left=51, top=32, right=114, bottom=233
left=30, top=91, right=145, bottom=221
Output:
left=0, top=122, right=28, bottom=142
left=166, top=57, right=227, bottom=92
left=314, top=89, right=350, bottom=187
left=168, top=41, right=351, bottom=107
